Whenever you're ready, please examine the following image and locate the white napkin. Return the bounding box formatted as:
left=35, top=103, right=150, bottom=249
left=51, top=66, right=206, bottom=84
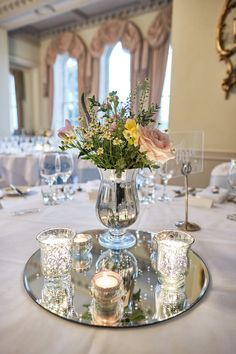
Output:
left=0, top=189, right=4, bottom=199
left=196, top=186, right=229, bottom=204
left=189, top=195, right=213, bottom=209
left=82, top=180, right=100, bottom=193
left=82, top=180, right=100, bottom=201
left=210, top=162, right=232, bottom=190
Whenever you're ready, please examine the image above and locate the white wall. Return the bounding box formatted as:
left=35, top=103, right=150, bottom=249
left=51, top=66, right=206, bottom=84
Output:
left=9, top=36, right=39, bottom=68
left=0, top=28, right=10, bottom=137
left=170, top=0, right=236, bottom=155
left=169, top=0, right=236, bottom=187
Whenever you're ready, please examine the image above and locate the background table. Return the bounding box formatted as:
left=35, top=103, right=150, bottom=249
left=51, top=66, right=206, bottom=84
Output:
left=0, top=186, right=235, bottom=354
left=0, top=153, right=100, bottom=187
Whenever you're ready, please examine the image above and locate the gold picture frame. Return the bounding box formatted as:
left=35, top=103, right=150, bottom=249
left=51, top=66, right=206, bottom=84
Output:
left=216, top=0, right=236, bottom=98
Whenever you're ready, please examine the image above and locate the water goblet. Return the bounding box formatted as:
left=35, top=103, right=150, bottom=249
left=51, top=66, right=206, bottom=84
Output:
left=58, top=153, right=74, bottom=200
left=227, top=159, right=236, bottom=221
left=157, top=162, right=174, bottom=202
left=136, top=168, right=156, bottom=204
left=39, top=153, right=60, bottom=205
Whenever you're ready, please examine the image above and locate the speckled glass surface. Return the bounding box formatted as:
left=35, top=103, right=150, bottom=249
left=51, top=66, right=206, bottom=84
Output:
left=36, top=228, right=75, bottom=280
left=23, top=229, right=209, bottom=328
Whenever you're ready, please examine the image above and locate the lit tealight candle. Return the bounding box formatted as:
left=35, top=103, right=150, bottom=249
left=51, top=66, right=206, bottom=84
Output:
left=74, top=234, right=90, bottom=243
left=73, top=233, right=93, bottom=253
left=95, top=274, right=119, bottom=289
left=91, top=270, right=124, bottom=326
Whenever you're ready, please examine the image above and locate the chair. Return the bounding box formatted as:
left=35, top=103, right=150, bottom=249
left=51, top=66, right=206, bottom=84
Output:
left=74, top=159, right=100, bottom=183
left=209, top=162, right=231, bottom=190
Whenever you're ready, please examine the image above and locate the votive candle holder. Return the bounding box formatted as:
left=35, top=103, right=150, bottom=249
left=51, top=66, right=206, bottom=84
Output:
left=153, top=230, right=194, bottom=288
left=90, top=270, right=124, bottom=326
left=39, top=278, right=74, bottom=317
left=72, top=233, right=93, bottom=272
left=36, top=227, right=75, bottom=280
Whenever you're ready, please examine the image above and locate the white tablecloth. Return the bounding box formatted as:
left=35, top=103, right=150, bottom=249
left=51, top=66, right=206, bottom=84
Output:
left=0, top=187, right=236, bottom=354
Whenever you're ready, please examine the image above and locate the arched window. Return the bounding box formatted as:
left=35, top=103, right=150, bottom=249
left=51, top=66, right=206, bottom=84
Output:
left=158, top=46, right=173, bottom=130
left=52, top=53, right=79, bottom=133
left=100, top=41, right=131, bottom=103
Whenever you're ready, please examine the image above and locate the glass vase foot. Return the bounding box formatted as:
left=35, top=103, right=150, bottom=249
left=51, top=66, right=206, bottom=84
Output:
left=99, top=231, right=136, bottom=250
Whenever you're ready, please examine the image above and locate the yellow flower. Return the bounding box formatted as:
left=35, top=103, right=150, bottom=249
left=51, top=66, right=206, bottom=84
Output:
left=123, top=119, right=140, bottom=146
left=97, top=147, right=104, bottom=155
left=84, top=142, right=93, bottom=150
left=113, top=138, right=123, bottom=146
left=125, top=119, right=137, bottom=131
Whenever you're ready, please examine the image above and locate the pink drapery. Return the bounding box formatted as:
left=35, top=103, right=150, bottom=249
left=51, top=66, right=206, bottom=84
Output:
left=44, top=32, right=87, bottom=128
left=89, top=19, right=142, bottom=97
left=141, top=5, right=172, bottom=107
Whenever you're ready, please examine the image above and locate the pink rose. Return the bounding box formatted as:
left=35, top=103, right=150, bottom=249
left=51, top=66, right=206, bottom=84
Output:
left=139, top=127, right=174, bottom=164
left=58, top=119, right=76, bottom=141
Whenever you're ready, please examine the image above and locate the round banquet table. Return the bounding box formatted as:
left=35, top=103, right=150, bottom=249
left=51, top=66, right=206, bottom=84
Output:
left=0, top=186, right=235, bottom=354
left=0, top=153, right=99, bottom=187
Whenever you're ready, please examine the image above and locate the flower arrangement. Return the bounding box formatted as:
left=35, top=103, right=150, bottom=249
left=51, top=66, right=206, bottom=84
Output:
left=58, top=80, right=174, bottom=175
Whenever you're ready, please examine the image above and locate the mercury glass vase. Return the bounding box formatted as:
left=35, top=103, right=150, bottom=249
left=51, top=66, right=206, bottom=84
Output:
left=96, top=169, right=139, bottom=250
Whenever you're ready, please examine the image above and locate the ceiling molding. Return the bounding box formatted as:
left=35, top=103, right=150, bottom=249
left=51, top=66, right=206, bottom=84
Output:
left=0, top=0, right=49, bottom=17
left=41, top=0, right=171, bottom=39
left=0, top=0, right=95, bottom=29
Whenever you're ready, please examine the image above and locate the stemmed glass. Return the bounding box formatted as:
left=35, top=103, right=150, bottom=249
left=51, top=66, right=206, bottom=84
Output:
left=227, top=159, right=236, bottom=221
left=58, top=153, right=74, bottom=199
left=157, top=161, right=174, bottom=202
left=40, top=153, right=60, bottom=204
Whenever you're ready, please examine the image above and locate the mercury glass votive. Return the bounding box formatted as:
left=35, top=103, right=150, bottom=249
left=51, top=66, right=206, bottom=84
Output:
left=153, top=230, right=194, bottom=288
left=72, top=233, right=93, bottom=272
left=90, top=270, right=124, bottom=326
left=36, top=228, right=75, bottom=280
left=39, top=278, right=74, bottom=317
left=154, top=284, right=189, bottom=320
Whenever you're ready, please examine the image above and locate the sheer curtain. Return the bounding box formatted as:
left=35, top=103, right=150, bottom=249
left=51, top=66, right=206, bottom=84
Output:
left=99, top=41, right=131, bottom=103
left=11, top=69, right=24, bottom=131
left=89, top=19, right=142, bottom=99
left=44, top=32, right=87, bottom=130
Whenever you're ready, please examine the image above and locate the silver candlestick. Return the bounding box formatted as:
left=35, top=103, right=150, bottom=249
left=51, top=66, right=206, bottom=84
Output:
left=175, top=162, right=200, bottom=232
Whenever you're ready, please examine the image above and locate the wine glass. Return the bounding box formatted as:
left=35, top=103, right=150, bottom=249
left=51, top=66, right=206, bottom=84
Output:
left=136, top=168, right=156, bottom=204
left=157, top=161, right=174, bottom=202
left=58, top=153, right=74, bottom=199
left=39, top=153, right=60, bottom=204
left=227, top=159, right=236, bottom=221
